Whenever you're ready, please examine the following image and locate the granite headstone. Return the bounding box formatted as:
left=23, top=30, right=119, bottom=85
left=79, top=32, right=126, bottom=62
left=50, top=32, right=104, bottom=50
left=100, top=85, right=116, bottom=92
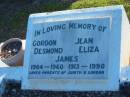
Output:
left=22, top=5, right=130, bottom=91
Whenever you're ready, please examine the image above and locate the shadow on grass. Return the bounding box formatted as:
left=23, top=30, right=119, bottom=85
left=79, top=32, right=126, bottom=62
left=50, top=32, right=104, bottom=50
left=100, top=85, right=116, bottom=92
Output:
left=0, top=0, right=72, bottom=42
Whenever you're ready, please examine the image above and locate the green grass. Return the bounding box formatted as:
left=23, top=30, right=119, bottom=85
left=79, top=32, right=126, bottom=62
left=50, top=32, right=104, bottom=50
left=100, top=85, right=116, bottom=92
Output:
left=9, top=0, right=130, bottom=30
left=0, top=0, right=71, bottom=42
left=0, top=0, right=130, bottom=42
left=70, top=0, right=130, bottom=19
left=70, top=0, right=123, bottom=8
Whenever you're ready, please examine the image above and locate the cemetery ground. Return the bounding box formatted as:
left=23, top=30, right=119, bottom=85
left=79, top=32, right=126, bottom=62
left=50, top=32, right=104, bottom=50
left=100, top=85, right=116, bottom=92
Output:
left=1, top=80, right=129, bottom=97
left=0, top=0, right=130, bottom=42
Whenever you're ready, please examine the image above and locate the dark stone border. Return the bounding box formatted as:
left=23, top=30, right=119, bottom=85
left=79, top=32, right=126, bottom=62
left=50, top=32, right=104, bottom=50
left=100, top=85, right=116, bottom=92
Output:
left=1, top=80, right=130, bottom=97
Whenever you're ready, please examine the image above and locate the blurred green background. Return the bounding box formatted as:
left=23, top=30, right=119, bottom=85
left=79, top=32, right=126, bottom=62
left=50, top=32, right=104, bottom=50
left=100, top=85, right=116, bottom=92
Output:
left=0, top=0, right=130, bottom=42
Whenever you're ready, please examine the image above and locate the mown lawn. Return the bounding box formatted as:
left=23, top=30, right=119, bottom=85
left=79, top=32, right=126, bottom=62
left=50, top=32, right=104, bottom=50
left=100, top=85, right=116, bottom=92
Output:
left=70, top=0, right=130, bottom=19
left=0, top=0, right=130, bottom=42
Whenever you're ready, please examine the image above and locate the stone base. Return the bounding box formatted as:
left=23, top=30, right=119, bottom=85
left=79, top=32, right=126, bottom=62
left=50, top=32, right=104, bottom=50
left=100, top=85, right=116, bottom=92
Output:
left=1, top=80, right=130, bottom=97
left=0, top=75, right=6, bottom=97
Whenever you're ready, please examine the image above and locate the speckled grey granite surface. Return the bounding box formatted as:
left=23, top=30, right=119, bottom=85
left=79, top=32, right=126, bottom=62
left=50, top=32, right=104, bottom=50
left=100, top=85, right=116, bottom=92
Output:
left=1, top=81, right=130, bottom=97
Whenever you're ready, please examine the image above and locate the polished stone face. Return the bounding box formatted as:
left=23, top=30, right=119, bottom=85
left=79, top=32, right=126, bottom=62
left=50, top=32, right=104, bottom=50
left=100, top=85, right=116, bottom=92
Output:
left=28, top=17, right=110, bottom=79
left=22, top=5, right=130, bottom=91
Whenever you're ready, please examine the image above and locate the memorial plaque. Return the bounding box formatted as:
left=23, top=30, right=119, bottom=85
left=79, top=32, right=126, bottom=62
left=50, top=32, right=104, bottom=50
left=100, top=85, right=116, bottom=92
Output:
left=28, top=18, right=110, bottom=79
left=22, top=5, right=130, bottom=91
